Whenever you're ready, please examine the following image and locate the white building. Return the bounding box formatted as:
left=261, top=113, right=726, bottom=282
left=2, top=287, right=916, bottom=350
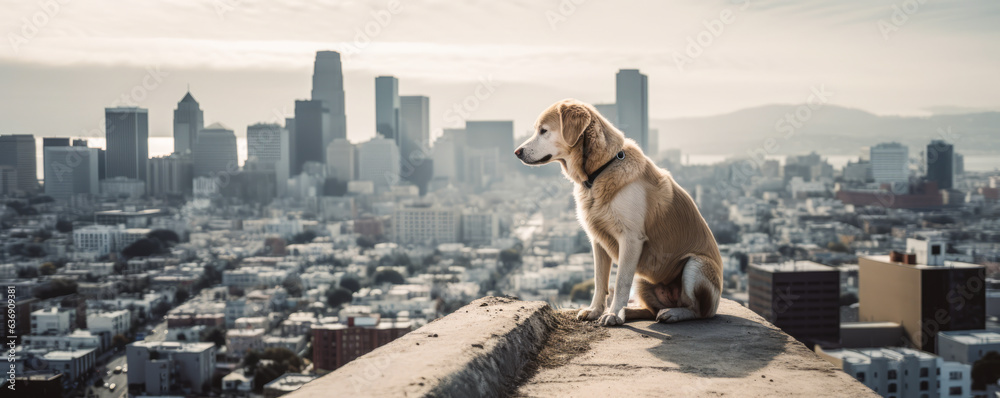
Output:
left=326, top=138, right=355, bottom=182
left=88, top=309, right=131, bottom=337
left=30, top=307, right=74, bottom=335
left=226, top=328, right=265, bottom=357
left=820, top=346, right=970, bottom=398
left=23, top=330, right=102, bottom=351
left=870, top=142, right=909, bottom=194
left=461, top=211, right=499, bottom=246
left=126, top=341, right=216, bottom=395
left=358, top=135, right=401, bottom=191
left=73, top=224, right=149, bottom=256
left=392, top=205, right=460, bottom=245
left=937, top=330, right=1000, bottom=365
left=43, top=348, right=97, bottom=382
left=222, top=267, right=289, bottom=289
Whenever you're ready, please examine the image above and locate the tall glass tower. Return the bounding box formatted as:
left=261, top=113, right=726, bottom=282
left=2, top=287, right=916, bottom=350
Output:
left=105, top=107, right=149, bottom=181
left=311, top=51, right=347, bottom=145
left=173, top=92, right=204, bottom=155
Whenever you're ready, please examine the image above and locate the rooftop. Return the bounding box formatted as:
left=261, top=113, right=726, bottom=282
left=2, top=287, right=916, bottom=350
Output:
left=288, top=297, right=875, bottom=397
left=862, top=255, right=982, bottom=270
left=264, top=373, right=318, bottom=392
left=751, top=260, right=838, bottom=273
left=938, top=330, right=1000, bottom=345
left=131, top=340, right=215, bottom=352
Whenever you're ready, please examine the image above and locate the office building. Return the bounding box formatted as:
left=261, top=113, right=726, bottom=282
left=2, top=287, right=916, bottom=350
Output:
left=392, top=204, right=460, bottom=245
left=400, top=95, right=430, bottom=160
left=375, top=76, right=400, bottom=144
left=40, top=349, right=97, bottom=384
left=293, top=100, right=329, bottom=175
left=248, top=122, right=291, bottom=193
left=432, top=128, right=466, bottom=183
left=462, top=211, right=499, bottom=246
left=193, top=123, right=238, bottom=178
left=357, top=136, right=400, bottom=191
left=30, top=307, right=74, bottom=335
left=0, top=134, right=37, bottom=193
left=817, top=346, right=969, bottom=398
left=325, top=138, right=355, bottom=182
left=312, top=316, right=411, bottom=371
left=173, top=92, right=204, bottom=154
left=466, top=121, right=514, bottom=171
left=748, top=261, right=840, bottom=347
left=126, top=341, right=216, bottom=395
left=858, top=247, right=986, bottom=353
left=105, top=107, right=149, bottom=182
left=926, top=140, right=954, bottom=190
left=311, top=51, right=347, bottom=144
left=616, top=69, right=649, bottom=152
left=43, top=146, right=99, bottom=200
left=870, top=143, right=909, bottom=194
left=0, top=166, right=17, bottom=195
left=73, top=224, right=150, bottom=256
left=148, top=153, right=193, bottom=197
left=88, top=310, right=131, bottom=338
left=101, top=176, right=145, bottom=199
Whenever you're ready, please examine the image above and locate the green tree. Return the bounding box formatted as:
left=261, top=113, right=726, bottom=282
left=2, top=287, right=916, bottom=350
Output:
left=972, top=351, right=1000, bottom=390
left=174, top=288, right=190, bottom=304
left=111, top=334, right=129, bottom=350
left=39, top=262, right=57, bottom=276
left=326, top=287, right=353, bottom=308
left=339, top=277, right=361, bottom=293
left=203, top=328, right=226, bottom=347
left=373, top=269, right=405, bottom=285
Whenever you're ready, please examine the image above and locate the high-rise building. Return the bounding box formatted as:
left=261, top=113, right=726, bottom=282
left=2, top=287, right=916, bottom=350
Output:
left=325, top=138, right=355, bottom=182
left=105, top=107, right=149, bottom=182
left=0, top=134, right=37, bottom=193
left=748, top=261, right=840, bottom=347
left=400, top=95, right=430, bottom=159
left=431, top=130, right=461, bottom=183
left=148, top=153, right=193, bottom=197
left=247, top=123, right=290, bottom=194
left=293, top=100, right=329, bottom=175
left=357, top=136, right=400, bottom=191
left=858, top=246, right=985, bottom=353
left=616, top=69, right=649, bottom=153
left=43, top=137, right=70, bottom=147
left=870, top=142, right=909, bottom=194
left=193, top=123, right=238, bottom=178
left=311, top=51, right=347, bottom=145
left=466, top=121, right=514, bottom=172
left=173, top=92, right=204, bottom=155
left=954, top=153, right=964, bottom=176
left=926, top=140, right=954, bottom=190
left=43, top=146, right=99, bottom=200
left=375, top=76, right=400, bottom=142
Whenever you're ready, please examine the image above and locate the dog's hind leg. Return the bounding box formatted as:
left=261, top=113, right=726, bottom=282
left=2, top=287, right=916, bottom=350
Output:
left=656, top=255, right=721, bottom=323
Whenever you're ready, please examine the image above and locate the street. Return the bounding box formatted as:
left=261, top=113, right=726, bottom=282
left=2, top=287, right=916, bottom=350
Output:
left=84, top=355, right=128, bottom=398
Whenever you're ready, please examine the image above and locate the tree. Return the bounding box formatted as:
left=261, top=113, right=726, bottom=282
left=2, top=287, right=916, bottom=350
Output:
left=111, top=334, right=129, bottom=350
left=151, top=301, right=172, bottom=318
left=282, top=276, right=303, bottom=297
left=339, top=277, right=361, bottom=293
left=175, top=288, right=190, bottom=304
left=291, top=230, right=317, bottom=244
left=327, top=287, right=353, bottom=308
left=147, top=229, right=180, bottom=244
left=39, top=262, right=56, bottom=276
left=373, top=269, right=405, bottom=285
left=248, top=348, right=304, bottom=393
left=356, top=235, right=376, bottom=249
left=500, top=248, right=522, bottom=267
left=23, top=244, right=45, bottom=258
left=32, top=278, right=77, bottom=299
left=56, top=220, right=73, bottom=233
left=122, top=238, right=163, bottom=258
left=16, top=266, right=38, bottom=279
left=203, top=328, right=226, bottom=347
left=973, top=351, right=1000, bottom=390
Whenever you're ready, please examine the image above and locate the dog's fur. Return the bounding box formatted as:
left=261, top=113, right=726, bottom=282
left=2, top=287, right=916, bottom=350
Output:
left=515, top=99, right=723, bottom=326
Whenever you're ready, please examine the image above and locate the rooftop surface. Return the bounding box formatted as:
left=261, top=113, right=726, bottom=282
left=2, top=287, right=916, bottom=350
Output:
left=751, top=260, right=838, bottom=273
left=862, top=255, right=982, bottom=269
left=938, top=330, right=1000, bottom=345
left=289, top=297, right=875, bottom=397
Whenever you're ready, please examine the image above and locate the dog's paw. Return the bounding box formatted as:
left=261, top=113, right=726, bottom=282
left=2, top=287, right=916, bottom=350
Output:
left=656, top=308, right=696, bottom=323
left=598, top=313, right=624, bottom=326
left=576, top=306, right=604, bottom=321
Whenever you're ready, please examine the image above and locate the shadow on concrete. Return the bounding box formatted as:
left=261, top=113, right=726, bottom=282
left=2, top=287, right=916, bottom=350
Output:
left=624, top=312, right=789, bottom=378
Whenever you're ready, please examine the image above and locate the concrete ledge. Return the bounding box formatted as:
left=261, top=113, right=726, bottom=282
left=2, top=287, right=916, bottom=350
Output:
left=291, top=298, right=875, bottom=397
left=290, top=297, right=554, bottom=398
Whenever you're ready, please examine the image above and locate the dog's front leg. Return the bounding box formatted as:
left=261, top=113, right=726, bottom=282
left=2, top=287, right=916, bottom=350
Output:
left=599, top=236, right=643, bottom=326
left=578, top=241, right=611, bottom=321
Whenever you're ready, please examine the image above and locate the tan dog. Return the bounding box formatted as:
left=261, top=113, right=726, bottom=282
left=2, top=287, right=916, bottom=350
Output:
left=514, top=99, right=723, bottom=326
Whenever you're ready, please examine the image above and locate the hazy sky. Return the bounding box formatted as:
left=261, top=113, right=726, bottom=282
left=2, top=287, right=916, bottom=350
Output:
left=2, top=0, right=998, bottom=145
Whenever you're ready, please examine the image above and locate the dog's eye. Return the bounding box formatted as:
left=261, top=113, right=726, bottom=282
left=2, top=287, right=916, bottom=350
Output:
left=539, top=128, right=547, bottom=135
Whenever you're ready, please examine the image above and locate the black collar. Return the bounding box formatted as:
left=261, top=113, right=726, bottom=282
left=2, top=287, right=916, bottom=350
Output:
left=584, top=150, right=624, bottom=189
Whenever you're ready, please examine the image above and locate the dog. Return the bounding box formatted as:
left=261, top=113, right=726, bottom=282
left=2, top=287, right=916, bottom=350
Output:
left=514, top=99, right=723, bottom=326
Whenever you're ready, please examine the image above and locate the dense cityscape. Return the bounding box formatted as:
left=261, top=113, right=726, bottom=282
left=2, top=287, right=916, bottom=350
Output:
left=2, top=46, right=999, bottom=398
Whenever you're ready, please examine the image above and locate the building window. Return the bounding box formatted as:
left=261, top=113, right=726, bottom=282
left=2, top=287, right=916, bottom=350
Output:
left=888, top=383, right=897, bottom=393
left=949, top=387, right=962, bottom=396
left=950, top=371, right=962, bottom=380
left=856, top=372, right=865, bottom=382
left=919, top=381, right=928, bottom=391
left=932, top=245, right=941, bottom=255
left=888, top=370, right=897, bottom=380
left=920, top=367, right=928, bottom=377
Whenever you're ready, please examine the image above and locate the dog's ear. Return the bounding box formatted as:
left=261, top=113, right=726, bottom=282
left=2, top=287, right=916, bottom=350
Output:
left=559, top=102, right=591, bottom=147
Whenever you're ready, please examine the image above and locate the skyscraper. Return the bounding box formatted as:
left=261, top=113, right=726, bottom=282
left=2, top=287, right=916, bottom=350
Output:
left=325, top=138, right=355, bottom=182
left=616, top=69, right=649, bottom=153
left=357, top=136, right=400, bottom=192
left=870, top=142, right=909, bottom=194
left=311, top=51, right=347, bottom=144
left=399, top=95, right=430, bottom=159
left=44, top=146, right=99, bottom=200
left=173, top=92, right=204, bottom=155
left=105, top=107, right=149, bottom=182
left=193, top=123, right=238, bottom=178
left=148, top=153, right=193, bottom=197
left=926, top=140, right=954, bottom=190
left=375, top=76, right=400, bottom=142
left=293, top=100, right=329, bottom=175
left=594, top=103, right=618, bottom=127
left=247, top=122, right=290, bottom=195
left=466, top=121, right=515, bottom=172
left=748, top=261, right=840, bottom=348
left=0, top=135, right=37, bottom=194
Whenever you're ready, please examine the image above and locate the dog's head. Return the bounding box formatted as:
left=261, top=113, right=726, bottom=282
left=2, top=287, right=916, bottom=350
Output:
left=514, top=99, right=594, bottom=166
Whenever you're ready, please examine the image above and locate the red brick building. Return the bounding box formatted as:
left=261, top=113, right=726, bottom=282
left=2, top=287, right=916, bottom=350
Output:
left=312, top=316, right=411, bottom=371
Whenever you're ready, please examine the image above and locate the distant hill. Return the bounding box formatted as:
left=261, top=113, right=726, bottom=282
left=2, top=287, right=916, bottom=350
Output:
left=651, top=105, right=1000, bottom=156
